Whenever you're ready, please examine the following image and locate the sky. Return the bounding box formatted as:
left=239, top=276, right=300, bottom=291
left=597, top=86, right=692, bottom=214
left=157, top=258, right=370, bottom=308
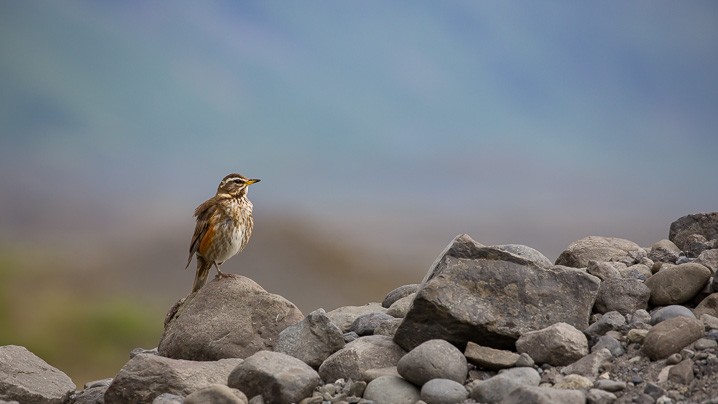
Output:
left=1, top=1, right=717, bottom=261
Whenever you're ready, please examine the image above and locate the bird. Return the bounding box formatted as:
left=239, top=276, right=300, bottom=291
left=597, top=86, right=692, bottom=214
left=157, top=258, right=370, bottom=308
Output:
left=185, top=173, right=260, bottom=293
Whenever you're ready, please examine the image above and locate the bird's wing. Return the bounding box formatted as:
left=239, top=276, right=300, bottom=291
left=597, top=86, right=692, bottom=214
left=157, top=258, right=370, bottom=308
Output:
left=185, top=197, right=218, bottom=269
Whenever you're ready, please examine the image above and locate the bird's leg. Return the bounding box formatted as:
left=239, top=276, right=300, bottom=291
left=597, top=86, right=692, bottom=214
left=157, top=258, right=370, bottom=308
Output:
left=214, top=261, right=227, bottom=278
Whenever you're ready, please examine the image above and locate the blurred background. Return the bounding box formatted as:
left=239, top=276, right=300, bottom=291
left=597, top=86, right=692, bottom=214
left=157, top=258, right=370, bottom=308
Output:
left=1, top=1, right=716, bottom=386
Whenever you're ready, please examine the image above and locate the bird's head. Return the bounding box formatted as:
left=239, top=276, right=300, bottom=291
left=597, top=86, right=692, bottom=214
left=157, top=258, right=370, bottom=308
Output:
left=217, top=173, right=260, bottom=197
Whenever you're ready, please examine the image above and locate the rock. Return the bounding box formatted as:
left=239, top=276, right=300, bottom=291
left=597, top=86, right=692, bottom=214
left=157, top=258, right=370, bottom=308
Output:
left=586, top=388, right=617, bottom=404
left=464, top=342, right=519, bottom=370
left=645, top=263, right=711, bottom=305
left=584, top=311, right=626, bottom=341
left=386, top=293, right=415, bottom=318
left=318, top=335, right=405, bottom=383
left=587, top=260, right=622, bottom=281
left=620, top=264, right=653, bottom=281
left=0, top=345, right=76, bottom=404
left=227, top=351, right=320, bottom=404
left=492, top=244, right=553, bottom=268
left=643, top=382, right=665, bottom=400
left=362, top=376, right=420, bottom=404
left=694, top=338, right=718, bottom=350
left=395, top=235, right=600, bottom=351
left=666, top=353, right=683, bottom=365
left=594, top=278, right=651, bottom=315
left=696, top=249, right=718, bottom=273
left=516, top=322, right=588, bottom=366
left=594, top=379, right=627, bottom=392
left=362, top=366, right=401, bottom=381
left=158, top=275, right=303, bottom=360
left=684, top=234, right=713, bottom=258
left=700, top=313, right=718, bottom=330
left=669, top=212, right=718, bottom=251
left=343, top=332, right=359, bottom=343
left=649, top=240, right=682, bottom=264
left=326, top=303, right=386, bottom=333
left=694, top=293, right=718, bottom=318
left=555, top=374, right=593, bottom=389
left=630, top=309, right=652, bottom=324
left=71, top=379, right=113, bottom=404
left=502, top=385, right=586, bottom=404
left=555, top=236, right=644, bottom=268
left=275, top=308, right=345, bottom=368
left=152, top=393, right=184, bottom=403
left=515, top=353, right=535, bottom=367
left=650, top=305, right=695, bottom=325
left=130, top=347, right=159, bottom=358
left=469, top=367, right=540, bottom=403
left=382, top=284, right=420, bottom=308
left=667, top=359, right=694, bottom=384
left=351, top=312, right=396, bottom=336
left=626, top=329, right=650, bottom=344
left=397, top=339, right=468, bottom=385
left=592, top=335, right=624, bottom=357
left=561, top=348, right=612, bottom=379
left=420, top=379, right=469, bottom=404
left=374, top=317, right=402, bottom=336
left=184, top=384, right=248, bottom=404
left=642, top=317, right=704, bottom=360
left=104, top=353, right=242, bottom=403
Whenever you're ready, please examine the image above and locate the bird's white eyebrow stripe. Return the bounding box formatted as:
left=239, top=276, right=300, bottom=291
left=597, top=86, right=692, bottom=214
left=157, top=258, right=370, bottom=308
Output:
left=220, top=176, right=245, bottom=186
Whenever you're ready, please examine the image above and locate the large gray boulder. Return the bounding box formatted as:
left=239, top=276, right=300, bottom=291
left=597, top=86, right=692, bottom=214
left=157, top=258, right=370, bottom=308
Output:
left=227, top=351, right=320, bottom=404
left=669, top=212, right=718, bottom=251
left=555, top=236, right=644, bottom=268
left=104, top=353, right=242, bottom=403
left=0, top=345, right=76, bottom=404
left=502, top=385, right=585, bottom=404
left=394, top=235, right=600, bottom=351
left=158, top=275, right=303, bottom=360
left=275, top=308, right=345, bottom=368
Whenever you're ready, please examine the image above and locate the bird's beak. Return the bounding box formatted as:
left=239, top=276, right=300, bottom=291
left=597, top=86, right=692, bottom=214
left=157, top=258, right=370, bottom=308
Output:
left=246, top=179, right=260, bottom=185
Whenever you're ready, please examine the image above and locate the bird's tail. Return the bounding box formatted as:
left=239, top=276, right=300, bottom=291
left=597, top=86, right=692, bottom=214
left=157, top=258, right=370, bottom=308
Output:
left=192, top=255, right=212, bottom=294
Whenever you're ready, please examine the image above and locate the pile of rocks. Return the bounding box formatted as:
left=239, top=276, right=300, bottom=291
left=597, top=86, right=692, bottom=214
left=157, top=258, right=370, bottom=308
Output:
left=1, top=212, right=718, bottom=404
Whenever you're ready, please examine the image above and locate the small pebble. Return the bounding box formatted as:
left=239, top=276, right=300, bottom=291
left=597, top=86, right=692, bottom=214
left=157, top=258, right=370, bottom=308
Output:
left=631, top=375, right=643, bottom=384
left=666, top=353, right=683, bottom=365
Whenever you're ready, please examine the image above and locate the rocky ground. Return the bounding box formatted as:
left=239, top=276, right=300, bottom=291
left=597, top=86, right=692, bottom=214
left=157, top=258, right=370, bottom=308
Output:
left=2, top=212, right=718, bottom=404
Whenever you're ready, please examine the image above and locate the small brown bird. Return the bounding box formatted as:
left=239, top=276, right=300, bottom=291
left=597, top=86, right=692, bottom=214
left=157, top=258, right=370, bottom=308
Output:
left=185, top=173, right=260, bottom=293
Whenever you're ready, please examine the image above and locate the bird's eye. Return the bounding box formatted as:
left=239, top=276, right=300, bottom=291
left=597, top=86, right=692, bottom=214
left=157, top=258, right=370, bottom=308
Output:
left=233, top=179, right=244, bottom=184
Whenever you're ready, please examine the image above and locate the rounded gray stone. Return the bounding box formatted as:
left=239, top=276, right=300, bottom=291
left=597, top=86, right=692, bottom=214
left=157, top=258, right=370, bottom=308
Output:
left=642, top=316, right=704, bottom=360
left=382, top=284, right=420, bottom=308
left=184, top=384, right=247, bottom=404
left=420, top=378, right=469, bottom=404
left=318, top=335, right=406, bottom=383
left=397, top=339, right=468, bottom=385
left=351, top=312, right=396, bottom=336
left=227, top=351, right=320, bottom=404
left=516, top=322, right=588, bottom=366
left=470, top=367, right=540, bottom=403
left=363, top=376, right=420, bottom=404
left=650, top=305, right=695, bottom=325
left=645, top=263, right=711, bottom=306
